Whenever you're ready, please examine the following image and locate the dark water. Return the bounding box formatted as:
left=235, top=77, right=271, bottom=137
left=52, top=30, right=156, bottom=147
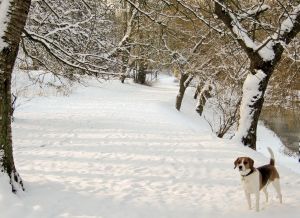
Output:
left=260, top=107, right=299, bottom=154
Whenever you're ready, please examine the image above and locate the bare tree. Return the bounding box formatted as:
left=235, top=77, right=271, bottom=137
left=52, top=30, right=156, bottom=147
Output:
left=22, top=0, right=118, bottom=80
left=109, top=0, right=138, bottom=83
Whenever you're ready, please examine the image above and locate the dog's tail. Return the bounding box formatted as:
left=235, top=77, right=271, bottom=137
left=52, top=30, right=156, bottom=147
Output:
left=267, top=147, right=275, bottom=166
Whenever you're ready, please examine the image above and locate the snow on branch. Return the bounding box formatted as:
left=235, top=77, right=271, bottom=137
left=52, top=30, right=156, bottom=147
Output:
left=124, top=0, right=167, bottom=27
left=276, top=4, right=300, bottom=45
left=190, top=33, right=210, bottom=54
left=238, top=4, right=270, bottom=19
left=107, top=7, right=138, bottom=58
left=253, top=4, right=300, bottom=61
left=214, top=0, right=257, bottom=57
left=214, top=1, right=272, bottom=61
left=45, top=16, right=94, bottom=37
left=23, top=30, right=118, bottom=76
left=215, top=1, right=300, bottom=62
left=174, top=0, right=223, bottom=34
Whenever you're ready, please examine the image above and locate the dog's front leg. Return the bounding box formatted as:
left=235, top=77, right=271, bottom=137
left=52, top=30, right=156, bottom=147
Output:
left=255, top=192, right=260, bottom=212
left=244, top=191, right=251, bottom=210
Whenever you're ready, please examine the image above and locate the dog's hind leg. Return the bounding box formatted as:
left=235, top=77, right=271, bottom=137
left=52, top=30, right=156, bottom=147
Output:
left=272, top=179, right=282, bottom=203
left=262, top=187, right=268, bottom=202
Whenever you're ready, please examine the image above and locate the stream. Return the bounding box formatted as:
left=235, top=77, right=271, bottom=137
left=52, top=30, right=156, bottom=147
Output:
left=260, top=107, right=299, bottom=155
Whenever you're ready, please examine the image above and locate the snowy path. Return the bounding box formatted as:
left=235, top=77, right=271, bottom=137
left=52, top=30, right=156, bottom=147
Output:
left=2, top=76, right=300, bottom=218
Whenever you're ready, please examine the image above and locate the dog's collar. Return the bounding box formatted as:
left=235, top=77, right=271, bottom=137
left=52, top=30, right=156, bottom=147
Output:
left=241, top=169, right=254, bottom=178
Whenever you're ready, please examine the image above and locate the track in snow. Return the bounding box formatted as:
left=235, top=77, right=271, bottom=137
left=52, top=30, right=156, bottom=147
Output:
left=7, top=76, right=300, bottom=218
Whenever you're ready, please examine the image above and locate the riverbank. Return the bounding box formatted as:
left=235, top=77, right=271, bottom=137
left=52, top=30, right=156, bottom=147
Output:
left=261, top=107, right=299, bottom=154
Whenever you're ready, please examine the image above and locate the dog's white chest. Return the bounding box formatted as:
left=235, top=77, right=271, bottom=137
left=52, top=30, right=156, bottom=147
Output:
left=241, top=171, right=260, bottom=194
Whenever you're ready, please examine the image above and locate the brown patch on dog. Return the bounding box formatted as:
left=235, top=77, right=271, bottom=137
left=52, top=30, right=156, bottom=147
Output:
left=258, top=164, right=280, bottom=190
left=243, top=157, right=254, bottom=170
left=234, top=157, right=241, bottom=169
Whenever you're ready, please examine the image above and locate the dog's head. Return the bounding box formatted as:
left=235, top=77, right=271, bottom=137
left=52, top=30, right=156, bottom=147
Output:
left=234, top=157, right=254, bottom=175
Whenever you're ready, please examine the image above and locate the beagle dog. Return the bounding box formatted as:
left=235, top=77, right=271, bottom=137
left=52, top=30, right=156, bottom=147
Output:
left=234, top=147, right=282, bottom=211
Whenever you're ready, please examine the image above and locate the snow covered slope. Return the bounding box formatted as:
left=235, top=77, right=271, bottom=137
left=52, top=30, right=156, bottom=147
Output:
left=1, top=74, right=300, bottom=218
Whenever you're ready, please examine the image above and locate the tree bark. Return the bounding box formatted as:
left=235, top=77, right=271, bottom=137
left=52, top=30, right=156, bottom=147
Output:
left=195, top=84, right=212, bottom=116
left=119, top=0, right=131, bottom=83
left=236, top=56, right=281, bottom=149
left=0, top=0, right=31, bottom=192
left=134, top=58, right=147, bottom=84
left=119, top=49, right=131, bottom=83
left=193, top=82, right=202, bottom=99
left=175, top=73, right=193, bottom=111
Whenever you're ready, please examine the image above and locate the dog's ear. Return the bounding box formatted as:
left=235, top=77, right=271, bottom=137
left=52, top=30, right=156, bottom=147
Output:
left=249, top=158, right=254, bottom=170
left=234, top=158, right=240, bottom=169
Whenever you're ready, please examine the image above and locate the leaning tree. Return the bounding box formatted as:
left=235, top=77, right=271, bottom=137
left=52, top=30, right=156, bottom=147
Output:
left=0, top=0, right=31, bottom=192
left=214, top=1, right=300, bottom=149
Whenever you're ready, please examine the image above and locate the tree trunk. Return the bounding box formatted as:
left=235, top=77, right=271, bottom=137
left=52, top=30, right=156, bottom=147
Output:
left=175, top=73, right=193, bottom=111
left=134, top=59, right=147, bottom=84
left=195, top=83, right=212, bottom=116
left=235, top=67, right=272, bottom=150
left=120, top=74, right=126, bottom=83
left=193, top=82, right=203, bottom=99
left=119, top=50, right=130, bottom=83
left=0, top=0, right=31, bottom=192
left=119, top=1, right=131, bottom=84
left=135, top=70, right=146, bottom=84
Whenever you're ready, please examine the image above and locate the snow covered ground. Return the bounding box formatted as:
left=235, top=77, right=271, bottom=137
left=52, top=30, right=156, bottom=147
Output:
left=1, top=72, right=300, bottom=218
